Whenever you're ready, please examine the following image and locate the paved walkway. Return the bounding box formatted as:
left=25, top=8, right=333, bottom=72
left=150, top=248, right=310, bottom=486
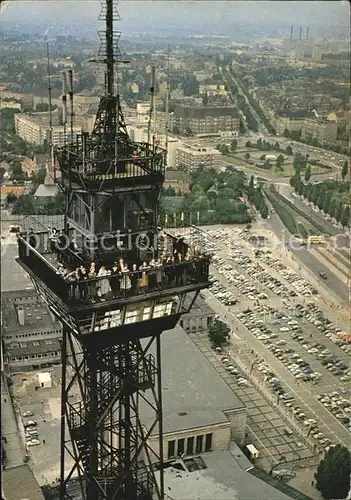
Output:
left=1, top=375, right=25, bottom=468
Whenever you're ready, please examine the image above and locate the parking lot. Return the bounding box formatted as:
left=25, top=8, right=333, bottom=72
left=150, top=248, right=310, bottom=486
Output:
left=189, top=330, right=317, bottom=474
left=12, top=368, right=75, bottom=486
left=189, top=225, right=350, bottom=452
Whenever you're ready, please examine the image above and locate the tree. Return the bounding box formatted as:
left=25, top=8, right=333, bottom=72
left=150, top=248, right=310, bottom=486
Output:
left=290, top=172, right=301, bottom=189
left=230, top=139, right=238, bottom=152
left=245, top=140, right=252, bottom=148
left=315, top=444, right=350, bottom=499
left=31, top=168, right=46, bottom=184
left=208, top=319, right=230, bottom=348
left=260, top=202, right=269, bottom=219
left=335, top=202, right=343, bottom=223
left=219, top=144, right=229, bottom=155
left=244, top=152, right=250, bottom=160
left=304, top=165, right=312, bottom=182
left=322, top=191, right=332, bottom=214
left=202, top=91, right=209, bottom=106
left=285, top=145, right=293, bottom=156
left=6, top=192, right=18, bottom=204
left=283, top=128, right=289, bottom=137
left=340, top=205, right=350, bottom=228
left=341, top=160, right=349, bottom=180
left=317, top=189, right=326, bottom=210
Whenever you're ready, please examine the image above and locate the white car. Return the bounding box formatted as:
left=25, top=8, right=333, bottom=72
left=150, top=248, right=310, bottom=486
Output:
left=27, top=439, right=40, bottom=446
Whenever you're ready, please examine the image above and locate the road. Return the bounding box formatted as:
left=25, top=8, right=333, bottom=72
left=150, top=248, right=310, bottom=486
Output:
left=274, top=184, right=341, bottom=236
left=219, top=65, right=268, bottom=135
left=265, top=213, right=349, bottom=308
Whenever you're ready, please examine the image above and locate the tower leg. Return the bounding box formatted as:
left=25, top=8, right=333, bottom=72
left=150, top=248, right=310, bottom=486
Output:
left=60, top=334, right=165, bottom=499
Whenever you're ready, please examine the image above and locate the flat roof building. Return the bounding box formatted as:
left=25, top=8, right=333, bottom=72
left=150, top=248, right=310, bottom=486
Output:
left=141, top=325, right=247, bottom=462
left=155, top=447, right=294, bottom=500
left=2, top=290, right=62, bottom=373
left=176, top=143, right=221, bottom=172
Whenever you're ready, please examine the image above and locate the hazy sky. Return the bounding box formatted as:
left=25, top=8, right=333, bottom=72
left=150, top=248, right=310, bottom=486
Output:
left=1, top=1, right=350, bottom=31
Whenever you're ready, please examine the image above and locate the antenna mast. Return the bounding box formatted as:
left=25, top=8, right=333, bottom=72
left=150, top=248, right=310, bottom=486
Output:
left=46, top=43, right=53, bottom=163
left=165, top=46, right=170, bottom=159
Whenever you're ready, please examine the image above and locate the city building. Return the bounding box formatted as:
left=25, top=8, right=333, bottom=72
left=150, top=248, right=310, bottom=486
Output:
left=176, top=143, right=221, bottom=172
left=164, top=170, right=190, bottom=194
left=0, top=99, right=21, bottom=110
left=179, top=294, right=215, bottom=333
left=14, top=109, right=95, bottom=146
left=301, top=118, right=338, bottom=142
left=142, top=325, right=247, bottom=463
left=2, top=290, right=62, bottom=373
left=174, top=105, right=240, bottom=135
left=199, top=83, right=228, bottom=97
left=155, top=445, right=293, bottom=500
left=154, top=110, right=175, bottom=134
left=21, top=154, right=47, bottom=178
left=274, top=116, right=305, bottom=135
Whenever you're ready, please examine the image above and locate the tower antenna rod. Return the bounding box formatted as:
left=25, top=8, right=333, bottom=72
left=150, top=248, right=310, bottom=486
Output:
left=68, top=69, right=74, bottom=143
left=62, top=72, right=67, bottom=146
left=152, top=66, right=156, bottom=152
left=46, top=42, right=53, bottom=164
left=165, top=45, right=170, bottom=159
left=106, top=0, right=114, bottom=97
left=148, top=65, right=155, bottom=147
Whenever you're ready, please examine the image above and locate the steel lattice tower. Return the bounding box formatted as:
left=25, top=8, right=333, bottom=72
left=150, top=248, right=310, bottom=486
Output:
left=16, top=1, right=210, bottom=499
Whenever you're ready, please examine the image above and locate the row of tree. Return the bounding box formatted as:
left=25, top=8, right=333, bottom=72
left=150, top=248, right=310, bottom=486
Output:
left=12, top=193, right=65, bottom=216
left=245, top=138, right=293, bottom=157
left=290, top=177, right=350, bottom=228
left=247, top=175, right=269, bottom=219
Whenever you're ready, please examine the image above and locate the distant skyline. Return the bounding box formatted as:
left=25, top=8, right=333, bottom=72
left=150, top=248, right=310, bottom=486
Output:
left=1, top=1, right=350, bottom=35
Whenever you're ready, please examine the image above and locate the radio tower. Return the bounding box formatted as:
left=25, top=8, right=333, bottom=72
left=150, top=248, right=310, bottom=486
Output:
left=16, top=1, right=210, bottom=499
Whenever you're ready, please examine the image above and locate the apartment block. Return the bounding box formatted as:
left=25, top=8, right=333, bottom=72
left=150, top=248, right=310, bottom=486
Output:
left=301, top=118, right=338, bottom=142
left=174, top=105, right=240, bottom=135
left=176, top=143, right=221, bottom=172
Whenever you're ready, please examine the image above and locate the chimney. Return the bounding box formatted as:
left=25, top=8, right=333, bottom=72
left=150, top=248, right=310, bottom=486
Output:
left=17, top=307, right=25, bottom=326
left=306, top=26, right=309, bottom=40
left=290, top=25, right=294, bottom=39
left=299, top=26, right=302, bottom=40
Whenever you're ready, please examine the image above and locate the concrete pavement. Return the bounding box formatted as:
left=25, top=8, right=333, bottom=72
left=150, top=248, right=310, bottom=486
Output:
left=1, top=375, right=26, bottom=468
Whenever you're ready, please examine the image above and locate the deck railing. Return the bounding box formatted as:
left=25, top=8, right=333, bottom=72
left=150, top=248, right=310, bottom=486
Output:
left=17, top=234, right=210, bottom=307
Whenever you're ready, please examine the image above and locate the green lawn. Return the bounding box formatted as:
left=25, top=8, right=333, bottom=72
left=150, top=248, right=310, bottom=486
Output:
left=221, top=155, right=330, bottom=178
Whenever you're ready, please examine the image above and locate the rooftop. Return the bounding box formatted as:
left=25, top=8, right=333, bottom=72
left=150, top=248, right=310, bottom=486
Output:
left=16, top=109, right=88, bottom=129
left=141, top=325, right=245, bottom=435
left=156, top=449, right=294, bottom=500
left=6, top=337, right=61, bottom=357
left=2, top=464, right=45, bottom=500
left=2, top=289, right=58, bottom=333
left=175, top=105, right=239, bottom=119
left=0, top=185, right=25, bottom=197
left=34, top=184, right=59, bottom=198
left=183, top=294, right=215, bottom=318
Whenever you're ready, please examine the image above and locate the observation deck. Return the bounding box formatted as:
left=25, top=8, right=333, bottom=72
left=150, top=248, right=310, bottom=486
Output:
left=17, top=227, right=211, bottom=347
left=56, top=137, right=165, bottom=191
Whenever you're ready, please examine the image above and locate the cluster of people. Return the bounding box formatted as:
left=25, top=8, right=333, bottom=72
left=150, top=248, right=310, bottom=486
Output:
left=56, top=244, right=206, bottom=303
